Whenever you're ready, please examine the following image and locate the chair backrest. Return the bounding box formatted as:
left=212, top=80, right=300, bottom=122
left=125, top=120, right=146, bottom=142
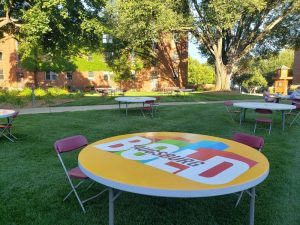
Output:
left=224, top=101, right=234, bottom=107
left=145, top=100, right=155, bottom=104
left=255, top=108, right=272, bottom=114
left=232, top=133, right=264, bottom=151
left=54, top=135, right=88, bottom=154
left=12, top=111, right=19, bottom=119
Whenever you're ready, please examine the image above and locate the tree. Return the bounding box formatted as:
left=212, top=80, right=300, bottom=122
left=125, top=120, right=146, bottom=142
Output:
left=236, top=49, right=294, bottom=85
left=0, top=0, right=105, bottom=86
left=234, top=71, right=267, bottom=93
left=188, top=57, right=215, bottom=85
left=106, top=0, right=300, bottom=90
left=190, top=0, right=299, bottom=90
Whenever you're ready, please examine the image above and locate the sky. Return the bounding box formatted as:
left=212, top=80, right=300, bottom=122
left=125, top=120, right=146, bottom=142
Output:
left=188, top=39, right=207, bottom=64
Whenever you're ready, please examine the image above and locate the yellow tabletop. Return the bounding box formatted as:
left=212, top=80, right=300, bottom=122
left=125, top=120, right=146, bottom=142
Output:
left=78, top=132, right=269, bottom=197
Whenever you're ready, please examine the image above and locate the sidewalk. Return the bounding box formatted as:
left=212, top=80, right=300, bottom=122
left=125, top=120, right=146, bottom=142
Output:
left=17, top=99, right=263, bottom=115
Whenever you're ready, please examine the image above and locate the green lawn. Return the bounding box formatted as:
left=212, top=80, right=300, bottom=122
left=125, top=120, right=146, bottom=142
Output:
left=57, top=91, right=261, bottom=107
left=1, top=103, right=299, bottom=225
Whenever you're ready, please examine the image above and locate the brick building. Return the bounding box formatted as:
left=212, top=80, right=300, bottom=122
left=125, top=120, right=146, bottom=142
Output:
left=0, top=35, right=188, bottom=91
left=293, top=50, right=300, bottom=85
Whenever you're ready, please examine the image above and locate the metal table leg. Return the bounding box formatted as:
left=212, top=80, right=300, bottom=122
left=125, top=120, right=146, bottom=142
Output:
left=282, top=110, right=285, bottom=131
left=239, top=108, right=244, bottom=125
left=249, top=187, right=256, bottom=225
left=108, top=188, right=122, bottom=225
left=125, top=103, right=128, bottom=116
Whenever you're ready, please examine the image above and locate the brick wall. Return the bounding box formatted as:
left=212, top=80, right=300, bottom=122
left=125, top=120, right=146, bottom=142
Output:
left=0, top=36, right=188, bottom=91
left=293, top=50, right=300, bottom=85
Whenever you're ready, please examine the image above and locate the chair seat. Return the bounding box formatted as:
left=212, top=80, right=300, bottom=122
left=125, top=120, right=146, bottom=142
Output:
left=143, top=106, right=153, bottom=111
left=256, top=118, right=272, bottom=123
left=0, top=124, right=12, bottom=128
left=68, top=167, right=88, bottom=179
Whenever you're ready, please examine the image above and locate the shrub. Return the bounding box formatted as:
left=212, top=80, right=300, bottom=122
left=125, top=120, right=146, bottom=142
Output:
left=18, top=87, right=32, bottom=97
left=47, top=87, right=69, bottom=97
left=34, top=88, right=47, bottom=98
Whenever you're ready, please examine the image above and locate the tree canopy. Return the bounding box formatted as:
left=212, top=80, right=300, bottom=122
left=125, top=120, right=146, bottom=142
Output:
left=105, top=0, right=300, bottom=90
left=0, top=0, right=106, bottom=85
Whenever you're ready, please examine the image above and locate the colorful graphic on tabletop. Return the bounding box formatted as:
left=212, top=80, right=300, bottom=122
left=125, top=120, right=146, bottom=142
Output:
left=94, top=135, right=257, bottom=185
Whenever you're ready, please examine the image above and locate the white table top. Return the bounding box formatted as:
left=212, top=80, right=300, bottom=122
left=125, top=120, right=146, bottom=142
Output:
left=115, top=96, right=156, bottom=103
left=0, top=109, right=16, bottom=119
left=79, top=132, right=269, bottom=198
left=233, top=102, right=296, bottom=111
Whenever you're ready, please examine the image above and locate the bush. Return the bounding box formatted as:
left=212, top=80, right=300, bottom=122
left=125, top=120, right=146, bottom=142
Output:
left=34, top=88, right=47, bottom=98
left=18, top=87, right=32, bottom=97
left=47, top=87, right=69, bottom=97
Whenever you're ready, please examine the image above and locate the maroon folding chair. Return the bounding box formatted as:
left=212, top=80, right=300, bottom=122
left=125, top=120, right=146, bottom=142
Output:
left=224, top=101, right=240, bottom=121
left=54, top=135, right=107, bottom=212
left=0, top=111, right=19, bottom=142
left=232, top=133, right=264, bottom=206
left=254, top=109, right=272, bottom=134
left=141, top=100, right=156, bottom=117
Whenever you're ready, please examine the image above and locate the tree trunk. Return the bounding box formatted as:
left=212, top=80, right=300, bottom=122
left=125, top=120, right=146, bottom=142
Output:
left=214, top=57, right=231, bottom=91
left=33, top=70, right=38, bottom=87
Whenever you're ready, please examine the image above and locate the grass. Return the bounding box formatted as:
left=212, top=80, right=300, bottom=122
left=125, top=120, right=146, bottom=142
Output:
left=1, top=103, right=299, bottom=225
left=57, top=91, right=261, bottom=107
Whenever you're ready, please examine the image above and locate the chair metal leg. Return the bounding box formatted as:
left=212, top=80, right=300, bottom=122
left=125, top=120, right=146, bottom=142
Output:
left=289, top=112, right=300, bottom=127
left=269, top=123, right=272, bottom=134
left=253, top=122, right=257, bottom=133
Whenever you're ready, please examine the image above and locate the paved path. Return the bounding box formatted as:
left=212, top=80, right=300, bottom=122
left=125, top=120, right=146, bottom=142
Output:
left=16, top=99, right=263, bottom=115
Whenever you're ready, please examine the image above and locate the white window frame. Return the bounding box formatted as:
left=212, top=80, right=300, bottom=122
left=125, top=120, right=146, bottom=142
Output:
left=88, top=71, right=95, bottom=80
left=45, top=71, right=57, bottom=81
left=103, top=71, right=112, bottom=81
left=102, top=34, right=113, bottom=44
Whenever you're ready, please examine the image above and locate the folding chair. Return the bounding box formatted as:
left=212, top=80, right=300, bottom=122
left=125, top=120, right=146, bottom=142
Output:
left=54, top=135, right=107, bottom=212
left=224, top=101, right=240, bottom=121
left=254, top=109, right=272, bottom=134
left=287, top=104, right=300, bottom=127
left=141, top=100, right=156, bottom=117
left=0, top=111, right=19, bottom=142
left=232, top=133, right=264, bottom=207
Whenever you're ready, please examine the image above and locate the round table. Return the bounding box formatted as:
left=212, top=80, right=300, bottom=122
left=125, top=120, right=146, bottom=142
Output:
left=0, top=109, right=16, bottom=119
left=115, top=97, right=156, bottom=116
left=79, top=132, right=269, bottom=225
left=233, top=102, right=296, bottom=130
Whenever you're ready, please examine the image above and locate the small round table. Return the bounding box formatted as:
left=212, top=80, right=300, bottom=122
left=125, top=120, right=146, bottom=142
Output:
left=233, top=102, right=296, bottom=130
left=115, top=97, right=156, bottom=116
left=0, top=109, right=16, bottom=119
left=79, top=132, right=269, bottom=225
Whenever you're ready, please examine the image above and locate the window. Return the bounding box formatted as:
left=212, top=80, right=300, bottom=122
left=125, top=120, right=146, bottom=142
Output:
left=45, top=71, right=57, bottom=80
left=0, top=69, right=3, bottom=80
left=103, top=71, right=111, bottom=81
left=102, top=34, right=113, bottom=44
left=88, top=71, right=94, bottom=80
left=66, top=71, right=73, bottom=80
left=0, top=52, right=3, bottom=61
left=87, top=54, right=93, bottom=62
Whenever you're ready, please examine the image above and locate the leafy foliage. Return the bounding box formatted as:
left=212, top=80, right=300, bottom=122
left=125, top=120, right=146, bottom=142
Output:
left=188, top=57, right=215, bottom=85
left=234, top=71, right=267, bottom=93
left=237, top=49, right=294, bottom=85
